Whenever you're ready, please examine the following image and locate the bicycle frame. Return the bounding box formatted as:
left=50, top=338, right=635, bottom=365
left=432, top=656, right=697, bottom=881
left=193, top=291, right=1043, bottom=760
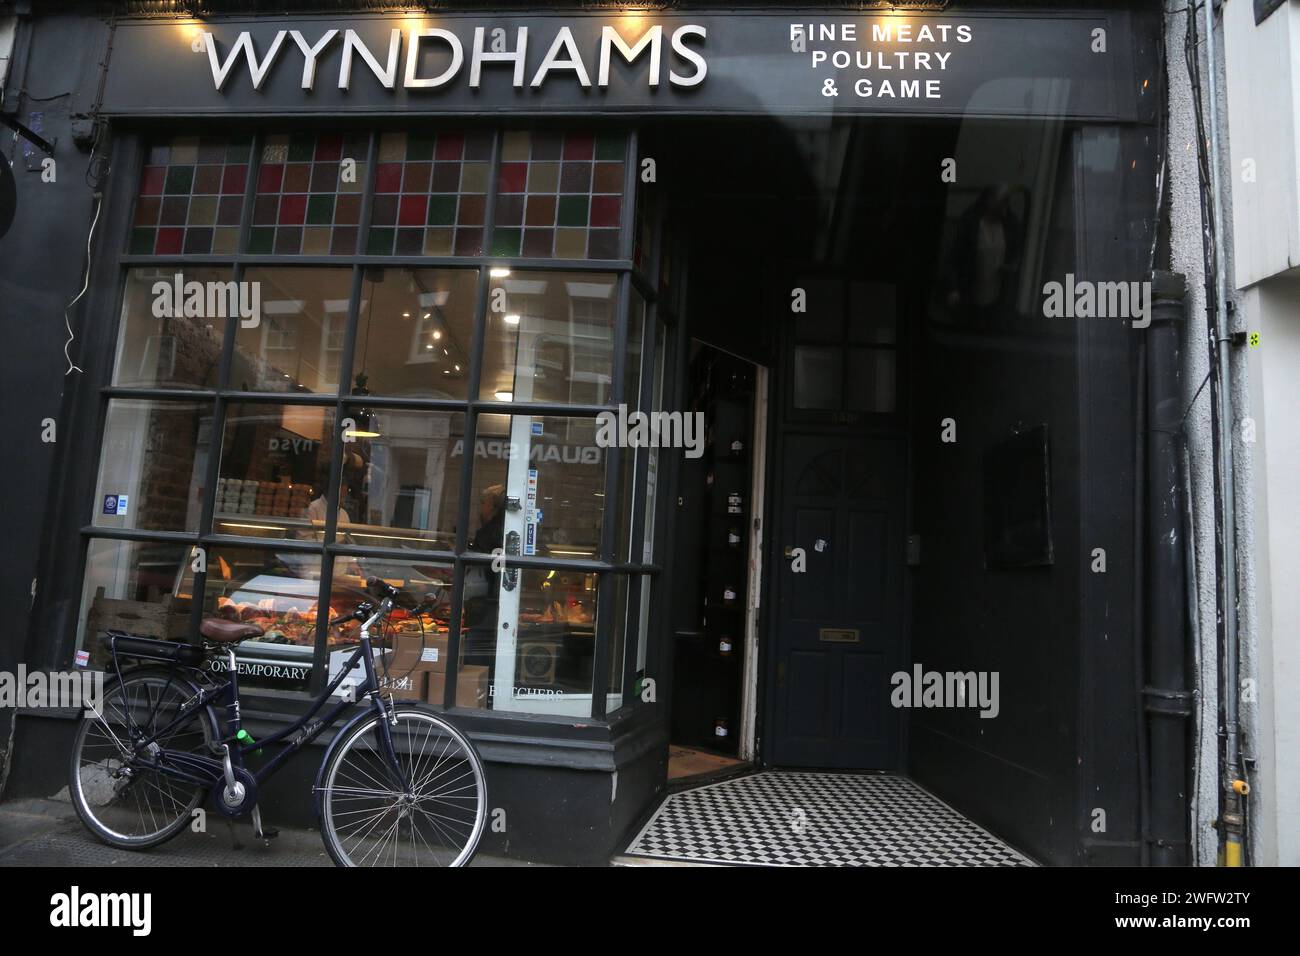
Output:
left=103, top=598, right=411, bottom=801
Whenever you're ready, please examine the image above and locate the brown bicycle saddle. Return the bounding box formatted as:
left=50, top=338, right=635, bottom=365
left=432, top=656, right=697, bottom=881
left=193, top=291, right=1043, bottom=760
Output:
left=199, top=617, right=265, bottom=643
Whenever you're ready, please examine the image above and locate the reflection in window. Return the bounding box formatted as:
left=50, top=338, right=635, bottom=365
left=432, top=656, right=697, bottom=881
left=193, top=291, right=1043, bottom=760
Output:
left=460, top=565, right=597, bottom=716
left=466, top=415, right=607, bottom=561
left=93, top=400, right=210, bottom=534
left=352, top=268, right=477, bottom=398
left=112, top=269, right=228, bottom=389
left=77, top=539, right=194, bottom=670
left=481, top=271, right=618, bottom=405
left=231, top=268, right=353, bottom=394
left=214, top=403, right=336, bottom=541
left=338, top=410, right=465, bottom=551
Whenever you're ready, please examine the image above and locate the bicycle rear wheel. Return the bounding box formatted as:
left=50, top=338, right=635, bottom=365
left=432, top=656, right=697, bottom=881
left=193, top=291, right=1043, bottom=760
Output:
left=69, top=667, right=216, bottom=849
left=317, top=706, right=486, bottom=867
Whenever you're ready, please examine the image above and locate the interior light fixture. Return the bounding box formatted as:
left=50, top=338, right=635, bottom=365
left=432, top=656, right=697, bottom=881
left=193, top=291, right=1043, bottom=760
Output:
left=495, top=391, right=513, bottom=401
left=504, top=314, right=521, bottom=325
left=402, top=312, right=411, bottom=318
left=489, top=267, right=511, bottom=278
left=432, top=329, right=442, bottom=339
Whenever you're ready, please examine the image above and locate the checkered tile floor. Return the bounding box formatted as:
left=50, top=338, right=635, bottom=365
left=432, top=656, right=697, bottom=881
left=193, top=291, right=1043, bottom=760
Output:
left=624, top=771, right=1034, bottom=866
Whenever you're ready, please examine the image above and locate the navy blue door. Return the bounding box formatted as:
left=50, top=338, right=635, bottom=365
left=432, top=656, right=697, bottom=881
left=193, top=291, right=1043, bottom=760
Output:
left=769, top=434, right=906, bottom=769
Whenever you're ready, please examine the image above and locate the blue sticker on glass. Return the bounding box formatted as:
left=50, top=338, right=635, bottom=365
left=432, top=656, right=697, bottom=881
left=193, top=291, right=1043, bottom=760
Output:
left=530, top=422, right=543, bottom=436
left=102, top=494, right=118, bottom=515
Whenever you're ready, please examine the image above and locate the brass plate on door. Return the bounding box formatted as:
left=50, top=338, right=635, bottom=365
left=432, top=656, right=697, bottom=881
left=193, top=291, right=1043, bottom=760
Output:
left=819, top=628, right=860, bottom=643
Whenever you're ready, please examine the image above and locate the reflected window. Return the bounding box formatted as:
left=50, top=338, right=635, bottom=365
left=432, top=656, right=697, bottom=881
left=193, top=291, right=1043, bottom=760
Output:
left=481, top=270, right=618, bottom=405
left=352, top=268, right=477, bottom=398
left=93, top=399, right=211, bottom=533
left=77, top=539, right=195, bottom=670
left=112, top=269, right=228, bottom=389
left=231, top=268, right=352, bottom=394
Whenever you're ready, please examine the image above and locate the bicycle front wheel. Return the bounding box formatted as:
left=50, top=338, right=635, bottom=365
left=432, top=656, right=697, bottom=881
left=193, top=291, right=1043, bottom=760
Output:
left=317, top=707, right=487, bottom=867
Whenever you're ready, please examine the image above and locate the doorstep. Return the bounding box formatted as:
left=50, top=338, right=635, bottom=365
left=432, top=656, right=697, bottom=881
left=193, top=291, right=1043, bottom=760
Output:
left=620, top=770, right=1036, bottom=866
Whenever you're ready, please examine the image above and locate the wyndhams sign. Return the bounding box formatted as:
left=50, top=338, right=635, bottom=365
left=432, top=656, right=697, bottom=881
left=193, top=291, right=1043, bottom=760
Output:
left=99, top=11, right=1140, bottom=120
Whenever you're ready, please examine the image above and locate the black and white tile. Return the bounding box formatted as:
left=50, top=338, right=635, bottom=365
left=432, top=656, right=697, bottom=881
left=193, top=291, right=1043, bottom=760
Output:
left=624, top=771, right=1033, bottom=866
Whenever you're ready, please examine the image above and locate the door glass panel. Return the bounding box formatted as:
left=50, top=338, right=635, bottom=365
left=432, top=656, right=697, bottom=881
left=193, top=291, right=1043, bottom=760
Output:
left=848, top=281, right=898, bottom=345
left=844, top=348, right=896, bottom=414
left=793, top=346, right=841, bottom=410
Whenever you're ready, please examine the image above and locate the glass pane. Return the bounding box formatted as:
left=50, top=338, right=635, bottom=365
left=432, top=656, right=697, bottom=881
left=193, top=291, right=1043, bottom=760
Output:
left=214, top=403, right=335, bottom=542
left=337, top=410, right=465, bottom=551
left=231, top=267, right=353, bottom=394
left=495, top=130, right=625, bottom=260
left=93, top=399, right=213, bottom=533
left=111, top=268, right=228, bottom=389
left=845, top=348, right=897, bottom=414
left=617, top=297, right=644, bottom=562
left=352, top=267, right=477, bottom=398
left=606, top=574, right=630, bottom=715
left=794, top=278, right=844, bottom=343
left=467, top=414, right=607, bottom=561
left=849, top=281, right=898, bottom=345
left=641, top=321, right=667, bottom=564
left=76, top=539, right=195, bottom=670
left=793, top=346, right=841, bottom=410
left=368, top=130, right=490, bottom=257
left=191, top=546, right=323, bottom=691
left=251, top=131, right=369, bottom=256
left=480, top=270, right=618, bottom=404
left=459, top=565, right=597, bottom=716
left=327, top=556, right=456, bottom=704
left=129, top=133, right=252, bottom=255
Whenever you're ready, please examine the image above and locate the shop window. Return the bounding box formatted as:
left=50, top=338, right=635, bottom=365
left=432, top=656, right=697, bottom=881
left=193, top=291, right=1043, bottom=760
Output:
left=213, top=402, right=336, bottom=542
left=791, top=278, right=898, bottom=415
left=111, top=268, right=227, bottom=389
left=481, top=270, right=618, bottom=405
left=493, top=130, right=625, bottom=260
left=352, top=267, right=477, bottom=398
left=93, top=399, right=211, bottom=534
left=616, top=296, right=645, bottom=561
left=76, top=539, right=195, bottom=670
left=367, top=130, right=490, bottom=257
left=336, top=409, right=465, bottom=552
left=129, top=134, right=252, bottom=256
left=459, top=565, right=598, bottom=716
left=466, top=414, right=608, bottom=562
left=251, top=132, right=369, bottom=256
left=230, top=267, right=353, bottom=394
left=189, top=546, right=324, bottom=691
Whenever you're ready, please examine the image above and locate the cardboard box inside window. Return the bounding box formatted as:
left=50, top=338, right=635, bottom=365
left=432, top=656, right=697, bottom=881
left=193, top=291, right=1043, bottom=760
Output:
left=378, top=669, right=426, bottom=701
left=427, top=665, right=488, bottom=708
left=387, top=631, right=449, bottom=674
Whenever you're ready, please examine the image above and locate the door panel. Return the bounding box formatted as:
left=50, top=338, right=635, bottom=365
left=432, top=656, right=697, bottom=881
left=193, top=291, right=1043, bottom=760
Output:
left=770, top=433, right=905, bottom=769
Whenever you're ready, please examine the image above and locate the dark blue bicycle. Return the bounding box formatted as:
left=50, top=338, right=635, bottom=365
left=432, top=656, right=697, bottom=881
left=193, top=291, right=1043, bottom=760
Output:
left=68, top=577, right=487, bottom=867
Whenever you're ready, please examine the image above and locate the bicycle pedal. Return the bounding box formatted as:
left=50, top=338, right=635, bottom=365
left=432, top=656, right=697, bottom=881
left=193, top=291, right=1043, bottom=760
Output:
left=256, top=826, right=280, bottom=840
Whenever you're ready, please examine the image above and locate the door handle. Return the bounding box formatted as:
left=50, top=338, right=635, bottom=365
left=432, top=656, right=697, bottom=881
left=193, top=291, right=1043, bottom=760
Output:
left=503, top=530, right=520, bottom=591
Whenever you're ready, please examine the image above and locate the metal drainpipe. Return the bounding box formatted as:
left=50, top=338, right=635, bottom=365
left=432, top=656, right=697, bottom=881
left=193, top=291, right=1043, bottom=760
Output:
left=1145, top=272, right=1193, bottom=866
left=1201, top=0, right=1247, bottom=866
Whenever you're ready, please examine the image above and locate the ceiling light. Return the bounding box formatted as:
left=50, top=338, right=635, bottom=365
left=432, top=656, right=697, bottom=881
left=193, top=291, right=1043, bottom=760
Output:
left=425, top=344, right=433, bottom=350
left=504, top=314, right=521, bottom=325
left=432, top=329, right=442, bottom=340
left=489, top=267, right=511, bottom=278
left=422, top=312, right=431, bottom=320
left=454, top=364, right=461, bottom=371
left=495, top=391, right=513, bottom=401
left=402, top=312, right=411, bottom=318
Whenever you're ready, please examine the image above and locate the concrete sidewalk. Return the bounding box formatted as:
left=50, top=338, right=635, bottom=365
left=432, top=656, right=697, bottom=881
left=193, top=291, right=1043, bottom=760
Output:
left=0, top=797, right=545, bottom=867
